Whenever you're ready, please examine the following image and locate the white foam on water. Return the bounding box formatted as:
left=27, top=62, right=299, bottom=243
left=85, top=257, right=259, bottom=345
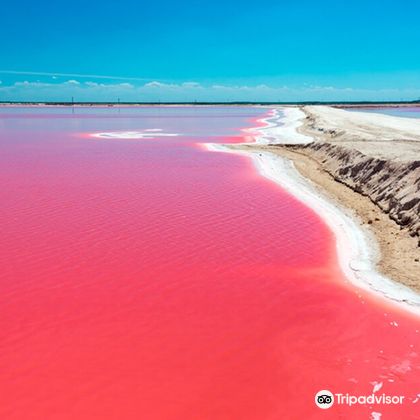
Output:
left=91, top=130, right=179, bottom=139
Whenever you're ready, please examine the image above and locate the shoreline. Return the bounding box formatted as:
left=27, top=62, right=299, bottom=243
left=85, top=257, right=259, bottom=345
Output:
left=243, top=108, right=312, bottom=145
left=207, top=107, right=420, bottom=315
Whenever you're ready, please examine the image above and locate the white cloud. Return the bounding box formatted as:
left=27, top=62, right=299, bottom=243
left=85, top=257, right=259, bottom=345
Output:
left=118, top=82, right=134, bottom=88
left=14, top=80, right=51, bottom=87
left=144, top=81, right=202, bottom=89
left=64, top=79, right=80, bottom=85
left=181, top=82, right=201, bottom=88
left=1, top=79, right=420, bottom=102
left=144, top=81, right=171, bottom=88
left=85, top=81, right=100, bottom=87
left=211, top=83, right=278, bottom=91
left=84, top=81, right=133, bottom=89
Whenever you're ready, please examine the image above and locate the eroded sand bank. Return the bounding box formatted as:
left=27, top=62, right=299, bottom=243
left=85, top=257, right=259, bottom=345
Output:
left=208, top=106, right=420, bottom=313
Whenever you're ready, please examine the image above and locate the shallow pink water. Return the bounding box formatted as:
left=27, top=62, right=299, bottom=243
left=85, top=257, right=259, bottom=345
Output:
left=0, top=106, right=419, bottom=419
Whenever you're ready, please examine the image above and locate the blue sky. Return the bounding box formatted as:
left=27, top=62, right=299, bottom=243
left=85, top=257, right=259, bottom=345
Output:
left=1, top=0, right=420, bottom=101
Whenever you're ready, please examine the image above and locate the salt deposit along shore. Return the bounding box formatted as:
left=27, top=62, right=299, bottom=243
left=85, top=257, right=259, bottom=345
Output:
left=244, top=107, right=313, bottom=145
left=207, top=106, right=420, bottom=314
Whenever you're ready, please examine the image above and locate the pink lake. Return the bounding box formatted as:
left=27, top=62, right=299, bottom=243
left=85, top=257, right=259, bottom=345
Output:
left=0, top=106, right=419, bottom=419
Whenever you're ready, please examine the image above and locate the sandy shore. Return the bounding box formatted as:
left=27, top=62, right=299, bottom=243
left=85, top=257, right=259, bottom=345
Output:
left=208, top=106, right=420, bottom=313
left=301, top=105, right=420, bottom=160
left=303, top=105, right=420, bottom=140
left=296, top=106, right=420, bottom=242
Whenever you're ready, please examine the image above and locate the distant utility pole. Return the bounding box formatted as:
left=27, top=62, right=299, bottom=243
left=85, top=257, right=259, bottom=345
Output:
left=71, top=96, right=74, bottom=114
left=118, top=97, right=120, bottom=113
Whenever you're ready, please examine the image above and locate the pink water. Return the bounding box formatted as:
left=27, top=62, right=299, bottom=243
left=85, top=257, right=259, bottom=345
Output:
left=0, top=106, right=419, bottom=419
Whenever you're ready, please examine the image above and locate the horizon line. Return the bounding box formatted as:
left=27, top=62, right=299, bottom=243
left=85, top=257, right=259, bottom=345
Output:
left=1, top=100, right=420, bottom=105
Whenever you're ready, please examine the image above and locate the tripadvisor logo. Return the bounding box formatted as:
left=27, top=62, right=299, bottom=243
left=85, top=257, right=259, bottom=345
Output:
left=315, top=390, right=334, bottom=409
left=315, top=389, right=405, bottom=409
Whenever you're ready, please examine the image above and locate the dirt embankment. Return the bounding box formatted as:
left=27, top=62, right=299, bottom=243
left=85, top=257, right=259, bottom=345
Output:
left=232, top=106, right=420, bottom=291
left=282, top=142, right=420, bottom=245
